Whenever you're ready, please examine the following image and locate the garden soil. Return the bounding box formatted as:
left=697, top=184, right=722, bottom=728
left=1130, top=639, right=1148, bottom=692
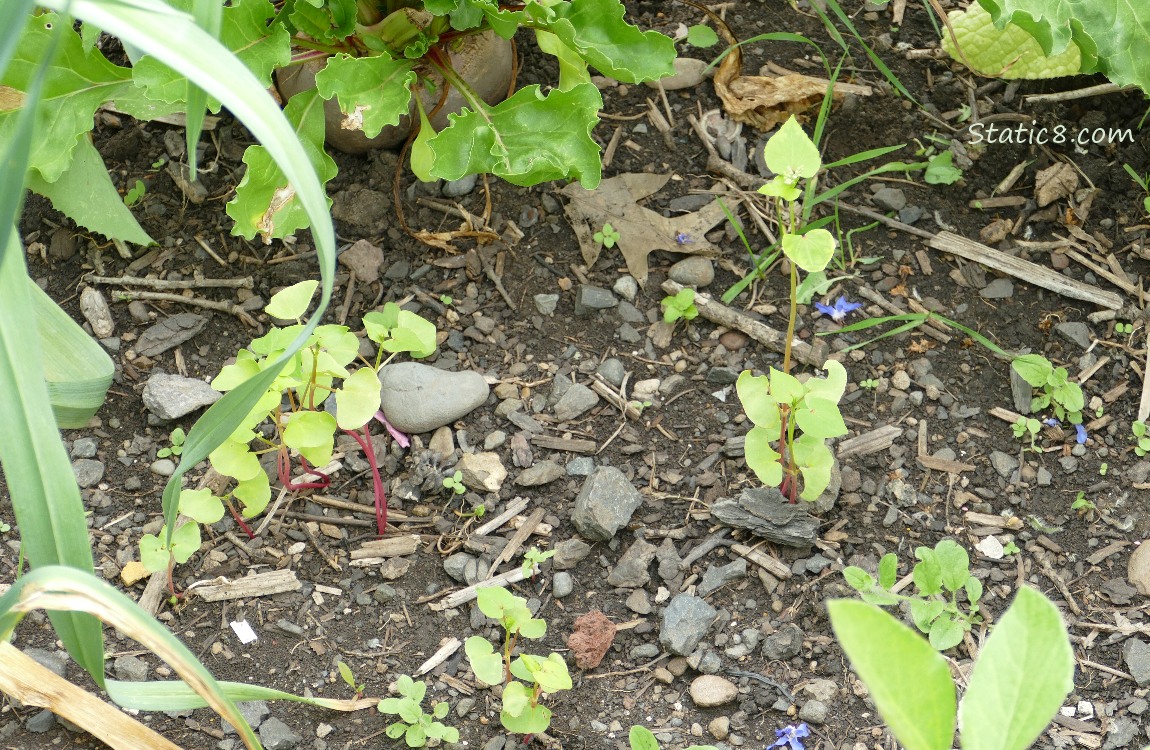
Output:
left=5, top=1, right=1150, bottom=749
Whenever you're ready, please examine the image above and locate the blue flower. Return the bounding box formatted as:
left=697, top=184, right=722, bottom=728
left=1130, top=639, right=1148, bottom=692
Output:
left=770, top=723, right=810, bottom=750
left=1075, top=424, right=1088, bottom=445
left=814, top=295, right=863, bottom=323
left=1042, top=418, right=1059, bottom=427
left=675, top=232, right=693, bottom=245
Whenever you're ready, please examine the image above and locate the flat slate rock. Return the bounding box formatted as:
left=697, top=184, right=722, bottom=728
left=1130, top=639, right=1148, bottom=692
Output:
left=134, top=312, right=208, bottom=357
left=711, top=487, right=819, bottom=547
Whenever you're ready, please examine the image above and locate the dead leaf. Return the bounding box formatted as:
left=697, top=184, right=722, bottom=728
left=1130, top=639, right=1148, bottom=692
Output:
left=560, top=174, right=726, bottom=285
left=1034, top=162, right=1078, bottom=207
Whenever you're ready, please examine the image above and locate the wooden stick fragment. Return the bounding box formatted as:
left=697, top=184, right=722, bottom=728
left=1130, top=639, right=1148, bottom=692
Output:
left=731, top=543, right=792, bottom=579
left=87, top=274, right=254, bottom=290
left=928, top=231, right=1124, bottom=310
left=661, top=280, right=828, bottom=366
left=486, top=507, right=546, bottom=579
left=190, top=569, right=302, bottom=602
left=111, top=290, right=260, bottom=327
left=836, top=424, right=902, bottom=459
left=0, top=643, right=183, bottom=750
left=430, top=566, right=530, bottom=611
left=472, top=497, right=531, bottom=537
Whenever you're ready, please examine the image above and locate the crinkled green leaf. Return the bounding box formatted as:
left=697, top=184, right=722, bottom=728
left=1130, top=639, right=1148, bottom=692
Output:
left=288, top=0, right=357, bottom=43
left=0, top=14, right=134, bottom=183
left=764, top=116, right=821, bottom=182
left=828, top=600, right=956, bottom=750
left=227, top=89, right=336, bottom=241
left=928, top=616, right=965, bottom=650
left=335, top=367, right=383, bottom=431
left=179, top=488, right=224, bottom=524
left=27, top=135, right=153, bottom=245
left=313, top=53, right=416, bottom=138
left=282, top=409, right=337, bottom=467
left=961, top=586, right=1074, bottom=750
left=428, top=83, right=603, bottom=189
left=941, top=2, right=1081, bottom=80
left=534, top=30, right=592, bottom=90
left=924, top=151, right=963, bottom=185
left=133, top=0, right=290, bottom=109
left=933, top=539, right=970, bottom=592
left=878, top=553, right=898, bottom=589
left=910, top=598, right=945, bottom=632
left=544, top=0, right=675, bottom=83
left=913, top=549, right=944, bottom=596
left=1011, top=354, right=1052, bottom=388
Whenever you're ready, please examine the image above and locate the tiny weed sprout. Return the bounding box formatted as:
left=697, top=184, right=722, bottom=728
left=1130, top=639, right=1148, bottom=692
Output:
left=628, top=724, right=717, bottom=750
left=1116, top=321, right=1134, bottom=335
left=1099, top=462, right=1108, bottom=476
left=842, top=539, right=982, bottom=650
left=521, top=546, right=555, bottom=579
left=156, top=427, right=186, bottom=459
left=443, top=470, right=466, bottom=496
left=1072, top=491, right=1096, bottom=516
left=1133, top=420, right=1150, bottom=456
left=1003, top=541, right=1020, bottom=556
left=0, top=521, right=12, bottom=534
left=465, top=586, right=571, bottom=736
left=813, top=295, right=863, bottom=323
left=859, top=378, right=879, bottom=389
left=770, top=723, right=810, bottom=750
left=1124, top=163, right=1150, bottom=215
left=923, top=150, right=963, bottom=185
left=377, top=674, right=459, bottom=748
left=1011, top=354, right=1084, bottom=424
left=337, top=661, right=365, bottom=698
left=1011, top=417, right=1041, bottom=453
left=594, top=222, right=621, bottom=249
left=662, top=288, right=699, bottom=325
left=439, top=294, right=453, bottom=306
left=122, top=179, right=146, bottom=207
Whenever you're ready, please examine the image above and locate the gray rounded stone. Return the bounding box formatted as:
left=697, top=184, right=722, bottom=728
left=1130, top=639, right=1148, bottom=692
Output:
left=668, top=256, right=715, bottom=288
left=378, top=362, right=490, bottom=434
left=141, top=373, right=222, bottom=421
left=689, top=675, right=738, bottom=707
left=72, top=459, right=105, bottom=488
left=799, top=699, right=828, bottom=724
left=552, top=572, right=574, bottom=598
left=659, top=594, right=717, bottom=656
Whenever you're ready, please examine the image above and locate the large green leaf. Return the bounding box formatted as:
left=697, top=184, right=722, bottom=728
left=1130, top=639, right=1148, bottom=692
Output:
left=827, top=599, right=956, bottom=750
left=132, top=0, right=291, bottom=110
left=313, top=53, right=417, bottom=139
left=974, top=0, right=1150, bottom=88
left=960, top=587, right=1074, bottom=750
left=227, top=88, right=336, bottom=241
left=428, top=82, right=603, bottom=188
left=545, top=0, right=675, bottom=83
left=0, top=13, right=134, bottom=182
left=27, top=134, right=154, bottom=245
left=942, top=3, right=1082, bottom=79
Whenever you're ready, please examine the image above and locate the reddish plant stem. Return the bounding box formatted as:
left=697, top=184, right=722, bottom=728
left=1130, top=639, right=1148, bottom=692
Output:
left=225, top=497, right=256, bottom=539
left=343, top=425, right=388, bottom=535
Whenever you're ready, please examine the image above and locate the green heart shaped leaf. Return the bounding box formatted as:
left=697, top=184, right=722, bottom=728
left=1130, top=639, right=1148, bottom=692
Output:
left=265, top=280, right=319, bottom=321
left=335, top=367, right=383, bottom=431
left=782, top=228, right=836, bottom=273
left=178, top=488, right=224, bottom=525
left=282, top=409, right=337, bottom=467
left=763, top=116, right=821, bottom=182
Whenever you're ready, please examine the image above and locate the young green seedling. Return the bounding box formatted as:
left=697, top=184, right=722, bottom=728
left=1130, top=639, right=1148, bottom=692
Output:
left=157, top=427, right=185, bottom=458
left=377, top=674, right=459, bottom=748
left=1011, top=354, right=1084, bottom=424
left=859, top=378, right=879, bottom=389
left=442, top=470, right=466, bottom=496
left=842, top=539, right=983, bottom=650
left=594, top=222, right=620, bottom=249
left=629, top=724, right=718, bottom=750
left=521, top=547, right=555, bottom=580
left=1071, top=491, right=1096, bottom=517
left=464, top=586, right=570, bottom=736
left=1002, top=541, right=1020, bottom=556
left=1011, top=417, right=1042, bottom=453
left=337, top=660, right=365, bottom=699
left=661, top=288, right=699, bottom=325
left=1133, top=420, right=1150, bottom=456
left=123, top=179, right=145, bottom=207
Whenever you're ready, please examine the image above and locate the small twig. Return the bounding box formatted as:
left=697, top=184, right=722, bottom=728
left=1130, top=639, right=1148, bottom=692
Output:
left=1023, top=82, right=1132, bottom=105
left=109, top=290, right=259, bottom=327
left=87, top=274, right=254, bottom=290
left=193, top=235, right=230, bottom=268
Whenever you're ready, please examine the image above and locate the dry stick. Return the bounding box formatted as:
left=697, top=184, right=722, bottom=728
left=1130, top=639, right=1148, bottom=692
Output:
left=1038, top=557, right=1083, bottom=616
left=110, top=290, right=259, bottom=327
left=661, top=280, right=828, bottom=366
left=87, top=274, right=254, bottom=290
left=485, top=507, right=546, bottom=579
left=1023, top=82, right=1132, bottom=105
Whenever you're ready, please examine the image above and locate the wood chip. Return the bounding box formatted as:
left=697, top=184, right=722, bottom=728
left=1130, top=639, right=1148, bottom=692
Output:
left=917, top=455, right=976, bottom=473
left=964, top=511, right=1023, bottom=530
left=837, top=424, right=902, bottom=459
left=1086, top=541, right=1129, bottom=566
left=430, top=566, right=530, bottom=611
left=351, top=534, right=422, bottom=561
left=472, top=497, right=531, bottom=536
left=929, top=231, right=1123, bottom=310
left=191, top=569, right=302, bottom=602
left=731, top=543, right=792, bottom=579
left=486, top=507, right=546, bottom=578
left=415, top=638, right=462, bottom=676
left=530, top=434, right=597, bottom=454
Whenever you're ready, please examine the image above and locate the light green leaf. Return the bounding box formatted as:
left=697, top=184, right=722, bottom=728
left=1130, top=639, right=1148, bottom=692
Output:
left=793, top=433, right=834, bottom=500
left=736, top=371, right=781, bottom=430
left=794, top=396, right=847, bottom=439
left=464, top=636, right=503, bottom=686
left=404, top=724, right=426, bottom=748
left=842, top=567, right=876, bottom=592
left=382, top=310, right=437, bottom=358
left=385, top=721, right=407, bottom=739
left=924, top=151, right=963, bottom=185
left=282, top=409, right=337, bottom=467
left=0, top=14, right=134, bottom=183
left=178, top=488, right=224, bottom=525
left=501, top=701, right=550, bottom=735
left=335, top=367, right=383, bottom=431
left=409, top=97, right=436, bottom=182
left=910, top=598, right=945, bottom=633
left=534, top=29, right=592, bottom=90
left=913, top=549, right=944, bottom=595
left=744, top=425, right=783, bottom=487
left=828, top=600, right=956, bottom=750
left=432, top=701, right=449, bottom=719
left=768, top=367, right=805, bottom=405
left=234, top=469, right=271, bottom=517
left=961, top=587, right=1073, bottom=750
left=1011, top=354, right=1052, bottom=389
left=378, top=697, right=403, bottom=715
left=313, top=53, right=417, bottom=139
left=630, top=725, right=660, bottom=750
left=686, top=25, right=719, bottom=48
left=501, top=680, right=532, bottom=717
left=966, top=576, right=984, bottom=604
left=138, top=532, right=170, bottom=573
left=544, top=0, right=676, bottom=83
left=227, top=89, right=337, bottom=241
left=266, top=280, right=319, bottom=321
left=933, top=539, right=970, bottom=592
left=27, top=135, right=153, bottom=245
left=131, top=0, right=290, bottom=109
left=398, top=698, right=421, bottom=724
left=782, top=228, right=836, bottom=273
left=428, top=83, right=603, bottom=189
left=928, top=616, right=965, bottom=651
left=209, top=439, right=264, bottom=482
left=763, top=116, right=821, bottom=182
left=940, top=2, right=1082, bottom=80
left=878, top=553, right=898, bottom=589
left=168, top=521, right=201, bottom=564
left=758, top=174, right=802, bottom=202
left=806, top=359, right=848, bottom=402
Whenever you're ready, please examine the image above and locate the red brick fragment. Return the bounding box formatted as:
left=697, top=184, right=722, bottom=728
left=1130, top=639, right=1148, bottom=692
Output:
left=566, top=610, right=616, bottom=669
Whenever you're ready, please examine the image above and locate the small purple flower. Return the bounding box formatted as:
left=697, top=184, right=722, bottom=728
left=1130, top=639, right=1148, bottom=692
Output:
left=373, top=410, right=410, bottom=449
left=1075, top=423, right=1088, bottom=445
left=814, top=295, right=864, bottom=323
left=770, top=723, right=810, bottom=750
left=675, top=232, right=693, bottom=245
left=1042, top=418, right=1059, bottom=427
